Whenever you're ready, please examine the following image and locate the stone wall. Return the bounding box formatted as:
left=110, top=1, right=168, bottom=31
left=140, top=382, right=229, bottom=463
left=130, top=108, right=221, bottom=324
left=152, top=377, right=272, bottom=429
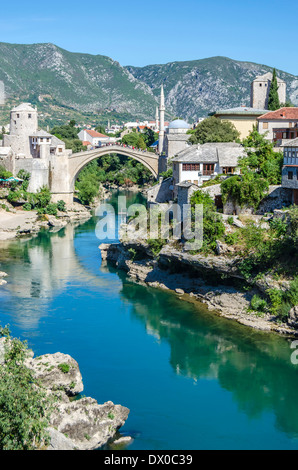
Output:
left=147, top=177, right=174, bottom=204
left=223, top=185, right=293, bottom=215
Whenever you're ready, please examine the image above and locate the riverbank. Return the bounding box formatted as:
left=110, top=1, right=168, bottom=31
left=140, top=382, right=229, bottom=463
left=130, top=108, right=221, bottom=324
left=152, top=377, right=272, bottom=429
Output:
left=99, top=241, right=298, bottom=337
left=0, top=335, right=130, bottom=450
left=0, top=202, right=92, bottom=241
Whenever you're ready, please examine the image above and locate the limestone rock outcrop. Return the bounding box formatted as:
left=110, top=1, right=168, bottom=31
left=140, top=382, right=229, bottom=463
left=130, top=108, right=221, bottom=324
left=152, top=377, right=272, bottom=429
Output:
left=26, top=352, right=84, bottom=397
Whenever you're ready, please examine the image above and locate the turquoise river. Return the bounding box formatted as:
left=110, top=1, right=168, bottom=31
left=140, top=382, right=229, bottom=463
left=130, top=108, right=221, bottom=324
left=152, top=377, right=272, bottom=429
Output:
left=0, top=191, right=298, bottom=450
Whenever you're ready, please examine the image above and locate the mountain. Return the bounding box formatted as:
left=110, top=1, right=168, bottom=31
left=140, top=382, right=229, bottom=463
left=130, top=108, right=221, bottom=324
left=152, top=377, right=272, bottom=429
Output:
left=0, top=42, right=298, bottom=127
left=127, top=56, right=298, bottom=121
left=0, top=42, right=157, bottom=126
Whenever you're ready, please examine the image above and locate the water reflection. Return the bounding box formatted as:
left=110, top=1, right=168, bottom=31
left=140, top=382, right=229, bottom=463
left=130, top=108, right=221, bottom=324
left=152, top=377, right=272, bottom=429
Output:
left=117, top=278, right=298, bottom=438
left=0, top=223, right=117, bottom=330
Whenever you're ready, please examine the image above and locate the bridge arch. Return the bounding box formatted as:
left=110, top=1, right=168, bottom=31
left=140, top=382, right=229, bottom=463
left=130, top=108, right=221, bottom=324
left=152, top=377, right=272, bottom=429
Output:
left=68, top=145, right=160, bottom=192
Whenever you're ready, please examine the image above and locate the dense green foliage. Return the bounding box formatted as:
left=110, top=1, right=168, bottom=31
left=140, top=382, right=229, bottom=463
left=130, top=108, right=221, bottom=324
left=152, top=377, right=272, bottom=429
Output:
left=51, top=121, right=86, bottom=153
left=0, top=326, right=53, bottom=450
left=221, top=173, right=269, bottom=209
left=0, top=165, right=13, bottom=180
left=221, top=130, right=283, bottom=210
left=7, top=179, right=65, bottom=216
left=268, top=69, right=280, bottom=111
left=241, top=129, right=283, bottom=184
left=189, top=116, right=240, bottom=145
left=121, top=132, right=147, bottom=150
left=237, top=206, right=298, bottom=281
left=76, top=154, right=154, bottom=205
left=190, top=190, right=225, bottom=252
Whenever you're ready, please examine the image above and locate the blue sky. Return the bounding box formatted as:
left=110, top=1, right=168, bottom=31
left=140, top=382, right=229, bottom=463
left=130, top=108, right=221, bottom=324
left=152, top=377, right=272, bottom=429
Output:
left=1, top=0, right=297, bottom=75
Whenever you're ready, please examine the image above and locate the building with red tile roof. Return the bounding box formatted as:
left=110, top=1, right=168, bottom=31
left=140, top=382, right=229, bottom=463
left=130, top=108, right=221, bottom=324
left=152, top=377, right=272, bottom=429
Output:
left=258, top=108, right=298, bottom=143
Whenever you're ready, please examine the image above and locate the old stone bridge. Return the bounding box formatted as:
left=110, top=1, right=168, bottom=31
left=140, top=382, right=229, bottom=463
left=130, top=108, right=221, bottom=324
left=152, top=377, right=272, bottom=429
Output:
left=49, top=145, right=165, bottom=204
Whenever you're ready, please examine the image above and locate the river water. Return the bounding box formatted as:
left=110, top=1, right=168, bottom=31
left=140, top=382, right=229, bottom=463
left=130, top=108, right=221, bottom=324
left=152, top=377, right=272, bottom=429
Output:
left=0, top=191, right=298, bottom=450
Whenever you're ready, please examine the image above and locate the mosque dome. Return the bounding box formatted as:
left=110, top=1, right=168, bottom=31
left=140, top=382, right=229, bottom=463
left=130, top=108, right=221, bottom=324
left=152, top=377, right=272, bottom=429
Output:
left=168, top=119, right=190, bottom=130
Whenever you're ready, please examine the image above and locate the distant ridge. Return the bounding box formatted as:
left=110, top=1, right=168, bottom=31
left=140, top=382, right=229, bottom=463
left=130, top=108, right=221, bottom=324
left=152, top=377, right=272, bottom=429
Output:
left=0, top=42, right=297, bottom=125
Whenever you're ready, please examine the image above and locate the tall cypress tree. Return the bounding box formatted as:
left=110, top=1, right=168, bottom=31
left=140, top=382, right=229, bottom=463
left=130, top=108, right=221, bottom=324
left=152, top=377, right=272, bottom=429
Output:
left=268, top=68, right=280, bottom=111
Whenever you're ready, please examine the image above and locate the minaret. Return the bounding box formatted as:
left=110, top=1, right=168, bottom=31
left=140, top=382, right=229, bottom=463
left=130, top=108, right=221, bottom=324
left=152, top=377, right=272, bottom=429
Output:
left=158, top=85, right=165, bottom=154
left=155, top=106, right=159, bottom=131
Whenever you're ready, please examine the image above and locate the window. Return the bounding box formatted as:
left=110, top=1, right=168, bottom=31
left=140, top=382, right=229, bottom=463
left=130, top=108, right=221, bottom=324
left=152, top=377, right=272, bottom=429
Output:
left=16, top=114, right=20, bottom=118
left=203, top=164, right=215, bottom=176
left=222, top=167, right=234, bottom=175
left=263, top=122, right=268, bottom=130
left=59, top=148, right=63, bottom=153
left=28, top=114, right=32, bottom=119
left=182, top=163, right=200, bottom=171
left=288, top=171, right=293, bottom=180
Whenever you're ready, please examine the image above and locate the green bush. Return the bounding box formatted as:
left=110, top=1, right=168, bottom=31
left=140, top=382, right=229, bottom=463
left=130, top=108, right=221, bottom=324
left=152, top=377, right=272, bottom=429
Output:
left=35, top=187, right=51, bottom=209
left=45, top=203, right=58, bottom=216
left=190, top=190, right=225, bottom=252
left=17, top=170, right=31, bottom=191
left=58, top=363, right=70, bottom=374
left=269, top=218, right=287, bottom=237
left=0, top=165, right=13, bottom=180
left=22, top=203, right=32, bottom=211
left=0, top=325, right=53, bottom=450
left=221, top=173, right=269, bottom=210
left=250, top=294, right=267, bottom=312
left=147, top=239, right=166, bottom=257
left=57, top=200, right=66, bottom=212
left=225, top=232, right=239, bottom=245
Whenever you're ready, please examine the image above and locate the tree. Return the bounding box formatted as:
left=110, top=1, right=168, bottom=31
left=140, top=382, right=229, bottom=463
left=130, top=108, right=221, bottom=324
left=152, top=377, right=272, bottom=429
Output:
left=241, top=129, right=283, bottom=184
left=142, top=127, right=156, bottom=147
left=190, top=190, right=225, bottom=252
left=76, top=178, right=99, bottom=205
left=221, top=173, right=269, bottom=210
left=51, top=121, right=86, bottom=153
left=95, top=124, right=106, bottom=135
left=0, top=326, right=53, bottom=450
left=268, top=69, right=280, bottom=111
left=189, top=116, right=240, bottom=145
left=121, top=132, right=147, bottom=150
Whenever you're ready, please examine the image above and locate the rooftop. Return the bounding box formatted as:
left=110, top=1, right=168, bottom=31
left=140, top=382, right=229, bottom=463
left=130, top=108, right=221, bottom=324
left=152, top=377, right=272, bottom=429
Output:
left=30, top=130, right=52, bottom=138
left=172, top=142, right=245, bottom=167
left=168, top=119, right=190, bottom=130
left=253, top=72, right=285, bottom=83
left=214, top=107, right=268, bottom=116
left=258, top=107, right=298, bottom=121
left=11, top=103, right=37, bottom=113
left=85, top=129, right=108, bottom=138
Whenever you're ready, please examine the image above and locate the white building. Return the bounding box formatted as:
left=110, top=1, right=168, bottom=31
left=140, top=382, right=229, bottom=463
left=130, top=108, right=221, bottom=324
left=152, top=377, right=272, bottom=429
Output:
left=172, top=142, right=245, bottom=197
left=78, top=129, right=115, bottom=147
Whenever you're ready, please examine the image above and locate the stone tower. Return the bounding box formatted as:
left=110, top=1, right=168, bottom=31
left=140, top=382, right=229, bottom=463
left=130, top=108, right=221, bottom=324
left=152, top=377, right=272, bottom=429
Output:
left=158, top=85, right=165, bottom=154
left=251, top=72, right=286, bottom=109
left=4, top=103, right=38, bottom=156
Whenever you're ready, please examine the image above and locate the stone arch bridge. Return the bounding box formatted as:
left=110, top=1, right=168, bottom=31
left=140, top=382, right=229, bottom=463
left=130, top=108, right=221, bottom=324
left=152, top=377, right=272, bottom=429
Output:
left=49, top=145, right=165, bottom=204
